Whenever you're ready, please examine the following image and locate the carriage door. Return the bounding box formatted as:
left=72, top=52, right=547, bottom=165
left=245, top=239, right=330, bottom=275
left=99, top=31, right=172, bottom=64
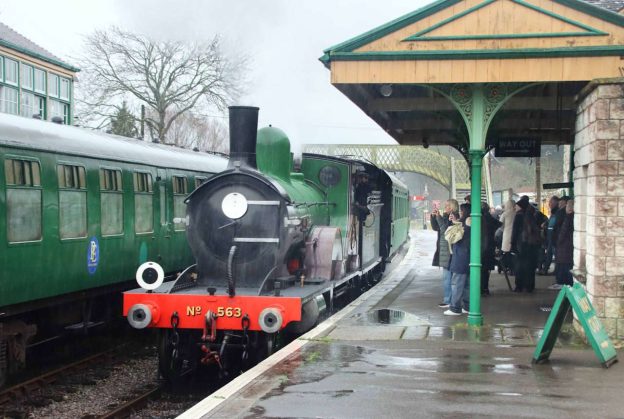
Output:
left=156, top=168, right=172, bottom=266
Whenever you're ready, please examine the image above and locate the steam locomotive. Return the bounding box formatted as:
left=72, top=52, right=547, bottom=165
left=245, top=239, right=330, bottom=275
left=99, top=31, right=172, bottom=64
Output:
left=123, top=106, right=409, bottom=381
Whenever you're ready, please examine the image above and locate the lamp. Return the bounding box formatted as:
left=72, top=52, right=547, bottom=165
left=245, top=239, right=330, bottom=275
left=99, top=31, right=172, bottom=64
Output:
left=380, top=84, right=393, bottom=97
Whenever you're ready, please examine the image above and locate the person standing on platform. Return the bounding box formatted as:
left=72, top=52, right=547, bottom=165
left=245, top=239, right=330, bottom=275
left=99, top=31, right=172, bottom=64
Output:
left=481, top=202, right=502, bottom=296
left=499, top=198, right=516, bottom=273
left=511, top=196, right=541, bottom=293
left=444, top=203, right=471, bottom=316
left=431, top=199, right=459, bottom=308
left=540, top=196, right=560, bottom=275
left=532, top=202, right=548, bottom=272
left=553, top=199, right=574, bottom=288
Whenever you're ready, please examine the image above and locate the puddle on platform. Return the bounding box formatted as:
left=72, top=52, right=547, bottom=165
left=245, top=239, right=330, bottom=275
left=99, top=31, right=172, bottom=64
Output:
left=365, top=309, right=426, bottom=326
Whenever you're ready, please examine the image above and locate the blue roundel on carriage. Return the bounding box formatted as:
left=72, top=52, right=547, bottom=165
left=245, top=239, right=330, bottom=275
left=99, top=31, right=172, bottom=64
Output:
left=87, top=237, right=99, bottom=275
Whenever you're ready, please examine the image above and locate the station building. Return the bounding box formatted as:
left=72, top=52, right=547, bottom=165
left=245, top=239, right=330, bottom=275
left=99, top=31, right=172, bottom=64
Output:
left=321, top=0, right=624, bottom=340
left=0, top=22, right=78, bottom=124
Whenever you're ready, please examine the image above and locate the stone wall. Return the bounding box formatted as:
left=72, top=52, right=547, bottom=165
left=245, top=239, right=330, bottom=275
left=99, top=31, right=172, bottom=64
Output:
left=574, top=81, right=624, bottom=340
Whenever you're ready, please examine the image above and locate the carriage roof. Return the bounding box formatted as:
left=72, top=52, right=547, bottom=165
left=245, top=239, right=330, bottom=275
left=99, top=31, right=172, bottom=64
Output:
left=0, top=113, right=228, bottom=173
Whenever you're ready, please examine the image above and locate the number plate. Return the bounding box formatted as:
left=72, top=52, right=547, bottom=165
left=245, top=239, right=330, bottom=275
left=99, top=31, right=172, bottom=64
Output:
left=217, top=306, right=242, bottom=318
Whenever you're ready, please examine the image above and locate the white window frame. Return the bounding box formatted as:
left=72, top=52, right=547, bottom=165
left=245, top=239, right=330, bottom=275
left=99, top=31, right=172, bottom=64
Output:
left=59, top=77, right=70, bottom=101
left=20, top=63, right=33, bottom=91
left=4, top=58, right=18, bottom=86
left=34, top=68, right=46, bottom=94
left=48, top=73, right=59, bottom=98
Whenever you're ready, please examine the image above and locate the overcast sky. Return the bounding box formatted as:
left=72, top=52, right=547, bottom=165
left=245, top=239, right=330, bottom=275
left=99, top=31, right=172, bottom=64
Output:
left=0, top=0, right=432, bottom=153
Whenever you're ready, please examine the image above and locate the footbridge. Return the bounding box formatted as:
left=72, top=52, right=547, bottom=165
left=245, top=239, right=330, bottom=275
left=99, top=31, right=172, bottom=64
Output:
left=303, top=144, right=471, bottom=192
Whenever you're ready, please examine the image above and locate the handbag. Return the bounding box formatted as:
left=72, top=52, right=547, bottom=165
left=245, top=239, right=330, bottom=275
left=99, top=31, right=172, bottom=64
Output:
left=444, top=222, right=464, bottom=254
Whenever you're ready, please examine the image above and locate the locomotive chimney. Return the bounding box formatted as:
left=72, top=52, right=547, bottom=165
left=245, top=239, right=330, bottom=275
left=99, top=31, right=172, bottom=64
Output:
left=228, top=106, right=259, bottom=169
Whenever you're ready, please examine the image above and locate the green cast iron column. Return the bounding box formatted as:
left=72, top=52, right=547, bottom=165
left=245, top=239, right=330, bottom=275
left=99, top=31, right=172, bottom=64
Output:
left=433, top=82, right=535, bottom=327
left=468, top=150, right=485, bottom=326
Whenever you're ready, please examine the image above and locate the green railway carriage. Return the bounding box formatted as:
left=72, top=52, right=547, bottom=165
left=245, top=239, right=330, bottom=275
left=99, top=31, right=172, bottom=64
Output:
left=0, top=113, right=227, bottom=384
left=387, top=172, right=410, bottom=257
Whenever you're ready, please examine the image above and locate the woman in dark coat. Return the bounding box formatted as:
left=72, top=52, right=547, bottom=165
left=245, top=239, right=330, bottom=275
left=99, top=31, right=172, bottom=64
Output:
left=444, top=203, right=471, bottom=315
left=555, top=199, right=574, bottom=287
left=481, top=202, right=502, bottom=296
left=431, top=199, right=459, bottom=307
left=511, top=197, right=541, bottom=292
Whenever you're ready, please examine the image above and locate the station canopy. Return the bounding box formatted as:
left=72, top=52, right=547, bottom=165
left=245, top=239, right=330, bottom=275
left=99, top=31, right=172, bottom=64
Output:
left=321, top=0, right=624, bottom=151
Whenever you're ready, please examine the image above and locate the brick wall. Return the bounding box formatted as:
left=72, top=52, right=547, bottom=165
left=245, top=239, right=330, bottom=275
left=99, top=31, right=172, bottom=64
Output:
left=574, top=82, right=624, bottom=339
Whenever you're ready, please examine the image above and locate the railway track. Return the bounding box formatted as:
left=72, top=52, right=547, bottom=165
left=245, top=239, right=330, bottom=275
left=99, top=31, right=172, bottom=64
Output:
left=98, top=384, right=163, bottom=419
left=0, top=349, right=118, bottom=407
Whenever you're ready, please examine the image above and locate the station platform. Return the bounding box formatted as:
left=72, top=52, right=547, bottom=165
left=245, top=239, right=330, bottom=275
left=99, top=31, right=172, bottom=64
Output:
left=180, top=230, right=623, bottom=418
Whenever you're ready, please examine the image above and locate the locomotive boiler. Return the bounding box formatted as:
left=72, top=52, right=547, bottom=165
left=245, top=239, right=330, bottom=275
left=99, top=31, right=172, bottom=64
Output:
left=123, top=106, right=410, bottom=381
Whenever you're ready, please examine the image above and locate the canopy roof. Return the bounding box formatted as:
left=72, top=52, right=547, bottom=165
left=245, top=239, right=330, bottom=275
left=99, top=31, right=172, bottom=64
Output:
left=321, top=0, right=624, bottom=149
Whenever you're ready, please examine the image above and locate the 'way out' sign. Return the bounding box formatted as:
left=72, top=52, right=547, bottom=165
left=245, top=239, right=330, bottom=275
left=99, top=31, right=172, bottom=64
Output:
left=533, top=282, right=618, bottom=367
left=495, top=137, right=541, bottom=157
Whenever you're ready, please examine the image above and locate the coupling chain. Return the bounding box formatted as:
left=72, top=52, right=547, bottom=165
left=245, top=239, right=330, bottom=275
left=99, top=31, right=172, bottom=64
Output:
left=241, top=315, right=250, bottom=362
left=170, top=311, right=180, bottom=362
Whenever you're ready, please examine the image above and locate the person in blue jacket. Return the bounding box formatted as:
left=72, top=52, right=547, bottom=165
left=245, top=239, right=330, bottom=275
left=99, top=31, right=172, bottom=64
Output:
left=444, top=203, right=471, bottom=316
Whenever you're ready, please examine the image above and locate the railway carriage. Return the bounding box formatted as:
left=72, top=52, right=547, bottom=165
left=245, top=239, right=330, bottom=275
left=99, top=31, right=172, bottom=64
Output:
left=123, top=106, right=409, bottom=381
left=0, top=113, right=227, bottom=385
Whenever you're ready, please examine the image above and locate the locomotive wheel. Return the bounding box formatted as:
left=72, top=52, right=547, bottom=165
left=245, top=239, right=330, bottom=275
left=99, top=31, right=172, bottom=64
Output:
left=266, top=334, right=276, bottom=357
left=158, top=329, right=198, bottom=384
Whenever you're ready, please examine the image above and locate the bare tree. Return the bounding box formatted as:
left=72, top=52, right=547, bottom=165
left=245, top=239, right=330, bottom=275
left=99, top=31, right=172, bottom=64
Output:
left=77, top=27, right=244, bottom=142
left=166, top=111, right=229, bottom=153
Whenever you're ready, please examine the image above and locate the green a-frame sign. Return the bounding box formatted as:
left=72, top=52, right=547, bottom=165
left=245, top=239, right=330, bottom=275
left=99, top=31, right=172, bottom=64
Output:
left=533, top=282, right=618, bottom=367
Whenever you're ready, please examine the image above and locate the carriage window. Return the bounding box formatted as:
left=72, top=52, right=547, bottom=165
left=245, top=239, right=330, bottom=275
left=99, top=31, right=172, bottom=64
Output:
left=134, top=172, right=153, bottom=234
left=172, top=176, right=188, bottom=231
left=58, top=164, right=87, bottom=239
left=5, top=159, right=42, bottom=242
left=133, top=172, right=153, bottom=192
left=58, top=164, right=86, bottom=189
left=100, top=168, right=123, bottom=236
left=195, top=176, right=207, bottom=188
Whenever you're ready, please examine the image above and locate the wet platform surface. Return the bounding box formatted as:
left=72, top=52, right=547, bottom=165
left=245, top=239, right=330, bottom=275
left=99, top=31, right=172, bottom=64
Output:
left=182, top=230, right=623, bottom=418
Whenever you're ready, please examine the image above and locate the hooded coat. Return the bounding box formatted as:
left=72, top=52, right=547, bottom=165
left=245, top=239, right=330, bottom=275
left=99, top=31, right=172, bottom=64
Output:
left=481, top=209, right=502, bottom=270
left=499, top=199, right=516, bottom=252
left=556, top=211, right=574, bottom=264
left=431, top=213, right=452, bottom=269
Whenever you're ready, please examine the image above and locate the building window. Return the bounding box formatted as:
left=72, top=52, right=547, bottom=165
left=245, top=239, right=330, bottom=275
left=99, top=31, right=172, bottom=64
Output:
left=21, top=63, right=33, bottom=91
left=59, top=77, right=70, bottom=101
left=21, top=92, right=43, bottom=118
left=58, top=164, right=87, bottom=239
left=49, top=99, right=68, bottom=124
left=0, top=86, right=18, bottom=115
left=34, top=68, right=46, bottom=94
left=5, top=158, right=42, bottom=242
left=172, top=176, right=188, bottom=230
left=100, top=168, right=123, bottom=236
left=48, top=73, right=59, bottom=97
left=0, top=56, right=3, bottom=81
left=4, top=58, right=18, bottom=86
